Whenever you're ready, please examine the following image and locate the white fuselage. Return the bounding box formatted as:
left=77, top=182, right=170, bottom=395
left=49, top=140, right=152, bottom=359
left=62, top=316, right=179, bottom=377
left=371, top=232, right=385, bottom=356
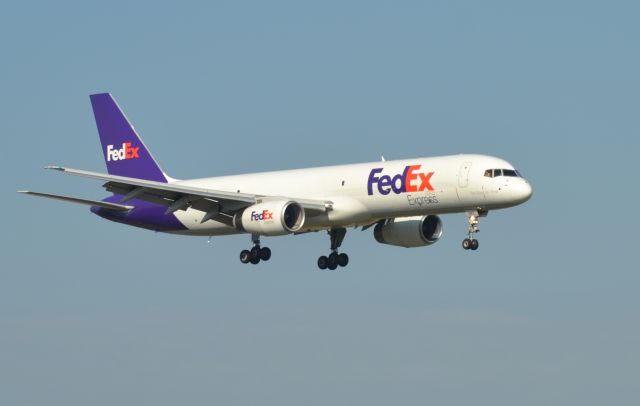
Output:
left=170, top=154, right=532, bottom=236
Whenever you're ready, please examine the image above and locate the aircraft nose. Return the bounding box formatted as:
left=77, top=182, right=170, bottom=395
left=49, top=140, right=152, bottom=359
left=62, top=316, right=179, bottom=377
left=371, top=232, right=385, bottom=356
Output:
left=518, top=180, right=533, bottom=203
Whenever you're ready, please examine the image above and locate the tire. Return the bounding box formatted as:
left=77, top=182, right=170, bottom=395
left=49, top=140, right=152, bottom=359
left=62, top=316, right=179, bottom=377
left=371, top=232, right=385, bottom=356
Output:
left=250, top=256, right=260, bottom=264
left=317, top=256, right=328, bottom=270
left=337, top=253, right=349, bottom=267
left=250, top=246, right=260, bottom=258
left=462, top=239, right=471, bottom=250
left=327, top=253, right=338, bottom=270
left=240, top=250, right=252, bottom=264
left=470, top=239, right=479, bottom=250
left=259, top=247, right=271, bottom=261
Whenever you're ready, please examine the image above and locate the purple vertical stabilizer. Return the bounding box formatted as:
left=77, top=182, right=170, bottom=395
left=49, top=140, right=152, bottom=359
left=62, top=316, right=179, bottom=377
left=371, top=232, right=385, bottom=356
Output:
left=90, top=93, right=168, bottom=183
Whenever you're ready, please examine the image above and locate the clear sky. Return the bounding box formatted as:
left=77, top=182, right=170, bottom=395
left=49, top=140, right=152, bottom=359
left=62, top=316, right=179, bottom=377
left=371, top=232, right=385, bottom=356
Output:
left=1, top=1, right=638, bottom=405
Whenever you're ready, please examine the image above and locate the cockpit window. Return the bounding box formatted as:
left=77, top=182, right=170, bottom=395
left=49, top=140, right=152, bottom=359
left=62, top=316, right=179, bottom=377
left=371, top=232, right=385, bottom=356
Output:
left=484, top=168, right=521, bottom=178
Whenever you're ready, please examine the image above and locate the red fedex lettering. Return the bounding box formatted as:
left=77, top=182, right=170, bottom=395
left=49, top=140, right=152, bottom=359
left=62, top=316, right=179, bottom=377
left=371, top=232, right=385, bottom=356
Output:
left=124, top=142, right=140, bottom=159
left=405, top=165, right=421, bottom=192
left=419, top=172, right=434, bottom=191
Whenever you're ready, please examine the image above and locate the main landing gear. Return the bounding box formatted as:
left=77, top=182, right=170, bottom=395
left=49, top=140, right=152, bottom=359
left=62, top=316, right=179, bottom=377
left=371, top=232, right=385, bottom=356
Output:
left=462, top=212, right=481, bottom=251
left=317, top=228, right=349, bottom=270
left=239, top=234, right=271, bottom=265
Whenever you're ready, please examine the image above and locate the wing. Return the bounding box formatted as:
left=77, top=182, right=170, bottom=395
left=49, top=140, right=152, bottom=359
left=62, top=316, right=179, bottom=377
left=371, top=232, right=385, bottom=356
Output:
left=44, top=166, right=333, bottom=226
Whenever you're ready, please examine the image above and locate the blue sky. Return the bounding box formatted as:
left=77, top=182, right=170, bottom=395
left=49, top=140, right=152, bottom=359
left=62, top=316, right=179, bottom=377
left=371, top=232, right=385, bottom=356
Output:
left=1, top=1, right=638, bottom=405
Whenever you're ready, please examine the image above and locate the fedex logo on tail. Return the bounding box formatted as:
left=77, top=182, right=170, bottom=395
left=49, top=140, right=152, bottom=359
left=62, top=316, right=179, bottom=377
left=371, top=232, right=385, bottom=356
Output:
left=107, top=142, right=140, bottom=162
left=367, top=165, right=434, bottom=195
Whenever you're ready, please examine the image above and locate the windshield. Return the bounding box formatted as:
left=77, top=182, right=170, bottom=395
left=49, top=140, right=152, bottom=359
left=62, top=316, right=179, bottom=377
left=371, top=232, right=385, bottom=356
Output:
left=484, top=168, right=521, bottom=178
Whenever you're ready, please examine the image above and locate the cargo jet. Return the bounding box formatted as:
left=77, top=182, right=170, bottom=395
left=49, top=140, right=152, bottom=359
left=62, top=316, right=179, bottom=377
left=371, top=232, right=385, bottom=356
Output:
left=19, top=94, right=532, bottom=270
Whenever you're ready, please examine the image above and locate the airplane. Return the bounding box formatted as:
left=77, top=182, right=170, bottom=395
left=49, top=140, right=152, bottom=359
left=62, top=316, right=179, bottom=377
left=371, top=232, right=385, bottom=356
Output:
left=19, top=93, right=532, bottom=270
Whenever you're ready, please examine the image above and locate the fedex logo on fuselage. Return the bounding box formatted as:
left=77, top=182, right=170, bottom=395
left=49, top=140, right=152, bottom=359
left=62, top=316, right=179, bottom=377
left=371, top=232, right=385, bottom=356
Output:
left=367, top=165, right=434, bottom=196
left=106, top=142, right=140, bottom=162
left=251, top=210, right=274, bottom=221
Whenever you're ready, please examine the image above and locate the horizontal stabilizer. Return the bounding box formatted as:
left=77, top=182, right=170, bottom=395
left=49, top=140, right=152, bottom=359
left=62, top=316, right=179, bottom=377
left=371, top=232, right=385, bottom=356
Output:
left=17, top=191, right=133, bottom=212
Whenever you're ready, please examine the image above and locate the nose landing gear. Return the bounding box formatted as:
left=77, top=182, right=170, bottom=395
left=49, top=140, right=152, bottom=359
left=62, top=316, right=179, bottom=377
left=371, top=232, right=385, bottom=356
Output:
left=240, top=234, right=271, bottom=264
left=462, top=238, right=479, bottom=250
left=462, top=211, right=482, bottom=251
left=317, top=228, right=349, bottom=270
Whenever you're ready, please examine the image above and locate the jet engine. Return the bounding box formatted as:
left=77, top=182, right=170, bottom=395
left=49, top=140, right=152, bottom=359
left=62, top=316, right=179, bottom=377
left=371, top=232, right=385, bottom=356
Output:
left=236, top=200, right=305, bottom=236
left=374, top=215, right=443, bottom=248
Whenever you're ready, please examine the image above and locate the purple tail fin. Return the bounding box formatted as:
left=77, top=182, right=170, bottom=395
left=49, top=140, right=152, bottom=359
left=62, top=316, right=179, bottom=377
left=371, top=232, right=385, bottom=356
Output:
left=90, top=93, right=168, bottom=183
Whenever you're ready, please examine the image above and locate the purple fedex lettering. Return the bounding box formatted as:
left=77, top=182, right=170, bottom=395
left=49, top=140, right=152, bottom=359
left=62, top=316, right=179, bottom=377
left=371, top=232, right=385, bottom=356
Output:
left=367, top=165, right=434, bottom=195
left=367, top=168, right=382, bottom=195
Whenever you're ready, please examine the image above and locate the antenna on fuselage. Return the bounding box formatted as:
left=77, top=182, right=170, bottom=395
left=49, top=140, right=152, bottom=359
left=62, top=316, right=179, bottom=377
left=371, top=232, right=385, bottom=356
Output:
left=381, top=156, right=386, bottom=162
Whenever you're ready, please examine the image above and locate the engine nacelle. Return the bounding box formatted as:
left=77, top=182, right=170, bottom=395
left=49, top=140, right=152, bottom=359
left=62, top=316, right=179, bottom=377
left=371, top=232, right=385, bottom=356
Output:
left=236, top=200, right=305, bottom=236
left=374, top=215, right=443, bottom=248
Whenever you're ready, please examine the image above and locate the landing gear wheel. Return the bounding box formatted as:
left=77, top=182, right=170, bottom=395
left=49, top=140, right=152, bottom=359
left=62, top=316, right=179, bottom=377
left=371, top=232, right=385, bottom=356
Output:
left=317, top=255, right=328, bottom=270
left=249, top=246, right=261, bottom=264
left=240, top=234, right=270, bottom=265
left=327, top=255, right=338, bottom=271
left=317, top=228, right=348, bottom=270
left=462, top=239, right=471, bottom=250
left=240, top=250, right=252, bottom=264
left=259, top=247, right=271, bottom=261
left=327, top=253, right=338, bottom=270
left=470, top=239, right=479, bottom=250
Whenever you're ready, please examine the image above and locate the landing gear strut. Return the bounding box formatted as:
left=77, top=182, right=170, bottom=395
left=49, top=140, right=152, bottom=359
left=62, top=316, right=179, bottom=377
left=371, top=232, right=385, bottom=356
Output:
left=317, top=228, right=349, bottom=270
left=240, top=234, right=271, bottom=264
left=462, top=211, right=480, bottom=251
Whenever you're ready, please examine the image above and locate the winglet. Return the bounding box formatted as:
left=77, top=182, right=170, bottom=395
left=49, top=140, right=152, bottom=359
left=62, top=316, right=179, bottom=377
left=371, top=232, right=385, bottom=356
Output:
left=45, top=165, right=65, bottom=171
